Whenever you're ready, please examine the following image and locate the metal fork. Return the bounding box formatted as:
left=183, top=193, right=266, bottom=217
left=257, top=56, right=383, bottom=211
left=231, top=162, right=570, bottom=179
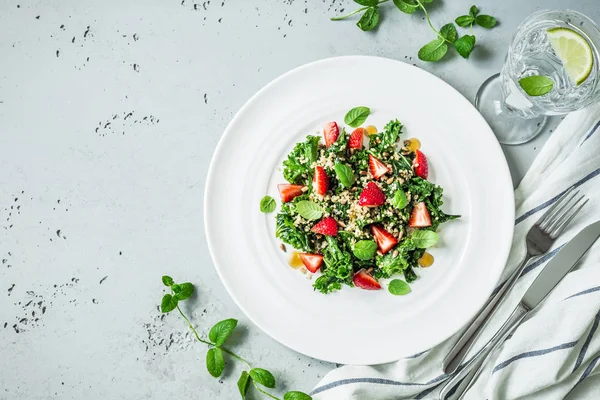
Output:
left=442, top=187, right=588, bottom=376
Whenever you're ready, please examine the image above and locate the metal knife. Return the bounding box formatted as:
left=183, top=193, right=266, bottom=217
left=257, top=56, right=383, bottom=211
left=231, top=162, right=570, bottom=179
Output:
left=440, top=220, right=600, bottom=400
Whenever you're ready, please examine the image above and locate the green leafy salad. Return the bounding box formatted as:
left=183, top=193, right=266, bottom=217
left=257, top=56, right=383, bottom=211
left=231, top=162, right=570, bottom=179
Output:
left=262, top=107, right=459, bottom=295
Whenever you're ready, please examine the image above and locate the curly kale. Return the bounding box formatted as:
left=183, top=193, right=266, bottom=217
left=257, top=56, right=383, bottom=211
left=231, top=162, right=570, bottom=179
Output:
left=369, top=119, right=403, bottom=155
left=275, top=213, right=313, bottom=253
left=283, top=135, right=320, bottom=184
left=313, top=236, right=353, bottom=294
left=406, top=177, right=460, bottom=230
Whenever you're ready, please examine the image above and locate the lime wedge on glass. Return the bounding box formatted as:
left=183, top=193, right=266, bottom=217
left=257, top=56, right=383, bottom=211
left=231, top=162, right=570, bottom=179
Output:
left=547, top=27, right=594, bottom=85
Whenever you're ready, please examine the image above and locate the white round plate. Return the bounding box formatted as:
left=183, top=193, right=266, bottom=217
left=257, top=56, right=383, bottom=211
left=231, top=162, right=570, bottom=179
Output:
left=205, top=56, right=514, bottom=365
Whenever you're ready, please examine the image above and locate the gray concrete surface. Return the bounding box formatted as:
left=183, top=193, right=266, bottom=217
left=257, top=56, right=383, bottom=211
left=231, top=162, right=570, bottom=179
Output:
left=1, top=1, right=599, bottom=399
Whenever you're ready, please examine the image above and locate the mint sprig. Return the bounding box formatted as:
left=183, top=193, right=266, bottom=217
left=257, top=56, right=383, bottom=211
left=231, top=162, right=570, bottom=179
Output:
left=160, top=276, right=312, bottom=400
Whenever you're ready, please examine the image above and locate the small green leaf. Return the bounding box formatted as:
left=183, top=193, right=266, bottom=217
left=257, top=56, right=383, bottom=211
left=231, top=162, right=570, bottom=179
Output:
left=172, top=282, right=194, bottom=301
left=420, top=0, right=433, bottom=3
left=284, top=392, right=313, bottom=400
left=455, top=15, right=474, bottom=27
left=334, top=163, right=356, bottom=188
left=418, top=38, right=448, bottom=62
left=391, top=190, right=408, bottom=209
left=344, top=106, right=371, bottom=128
left=475, top=15, right=497, bottom=29
left=295, top=201, right=323, bottom=221
left=440, top=23, right=457, bottom=43
left=249, top=368, right=276, bottom=388
left=393, top=0, right=418, bottom=14
left=354, top=0, right=378, bottom=6
left=237, top=371, right=251, bottom=399
left=356, top=7, right=379, bottom=31
left=411, top=230, right=439, bottom=248
left=388, top=279, right=411, bottom=295
left=161, top=275, right=174, bottom=286
left=160, top=294, right=178, bottom=313
left=209, top=318, right=238, bottom=346
left=454, top=35, right=476, bottom=59
left=260, top=196, right=276, bottom=213
left=353, top=240, right=378, bottom=261
left=206, top=348, right=225, bottom=378
left=519, top=76, right=554, bottom=96
left=469, top=5, right=479, bottom=17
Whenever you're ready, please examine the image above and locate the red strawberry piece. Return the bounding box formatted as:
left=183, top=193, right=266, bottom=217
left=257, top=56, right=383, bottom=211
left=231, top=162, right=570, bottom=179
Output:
left=358, top=182, right=386, bottom=207
left=277, top=184, right=304, bottom=203
left=299, top=253, right=324, bottom=273
left=311, top=217, right=338, bottom=236
left=413, top=149, right=429, bottom=179
left=323, top=122, right=340, bottom=148
left=368, top=154, right=390, bottom=180
left=313, top=166, right=329, bottom=196
left=353, top=269, right=381, bottom=290
left=409, top=202, right=432, bottom=227
left=371, top=225, right=398, bottom=254
left=348, top=128, right=364, bottom=149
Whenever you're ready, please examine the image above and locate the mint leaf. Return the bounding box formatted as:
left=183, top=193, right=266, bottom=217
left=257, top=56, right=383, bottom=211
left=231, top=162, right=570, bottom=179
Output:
left=411, top=230, right=439, bottom=248
left=172, top=282, right=194, bottom=301
left=469, top=5, right=479, bottom=17
left=209, top=318, right=238, bottom=346
left=334, top=163, right=355, bottom=188
left=357, top=7, right=379, bottom=31
left=388, top=279, right=411, bottom=295
left=353, top=240, right=378, bottom=261
left=284, top=392, right=313, bottom=400
left=454, top=35, right=476, bottom=58
left=391, top=190, right=408, bottom=209
left=344, top=106, right=371, bottom=127
left=393, top=0, right=418, bottom=14
left=249, top=368, right=276, bottom=388
left=260, top=195, right=276, bottom=213
left=237, top=371, right=251, bottom=398
left=455, top=15, right=474, bottom=27
left=519, top=76, right=554, bottom=96
left=295, top=200, right=323, bottom=220
left=160, top=294, right=178, bottom=313
left=206, top=348, right=225, bottom=378
left=475, top=15, right=497, bottom=28
left=440, top=23, right=457, bottom=43
left=354, top=0, right=378, bottom=6
left=162, top=275, right=174, bottom=286
left=418, top=39, right=448, bottom=62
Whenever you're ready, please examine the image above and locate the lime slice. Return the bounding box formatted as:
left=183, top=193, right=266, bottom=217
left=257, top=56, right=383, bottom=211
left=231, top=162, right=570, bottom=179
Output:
left=547, top=27, right=594, bottom=85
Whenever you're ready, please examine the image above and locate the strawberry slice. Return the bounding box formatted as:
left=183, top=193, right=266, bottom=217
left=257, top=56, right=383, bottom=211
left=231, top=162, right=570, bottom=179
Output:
left=358, top=182, right=386, bottom=207
left=409, top=202, right=432, bottom=227
left=313, top=166, right=329, bottom=196
left=323, top=122, right=339, bottom=148
left=368, top=154, right=390, bottom=180
left=353, top=269, right=381, bottom=290
left=277, top=184, right=304, bottom=203
left=371, top=225, right=398, bottom=254
left=348, top=128, right=364, bottom=149
left=311, top=217, right=338, bottom=236
left=413, top=149, right=429, bottom=179
left=299, top=253, right=324, bottom=273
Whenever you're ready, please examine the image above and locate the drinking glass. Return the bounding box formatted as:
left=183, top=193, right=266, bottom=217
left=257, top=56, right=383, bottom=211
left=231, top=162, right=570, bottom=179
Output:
left=475, top=9, right=600, bottom=145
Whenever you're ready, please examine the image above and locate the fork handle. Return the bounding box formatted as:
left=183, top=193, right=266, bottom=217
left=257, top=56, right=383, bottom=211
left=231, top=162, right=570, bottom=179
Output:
left=442, top=255, right=531, bottom=374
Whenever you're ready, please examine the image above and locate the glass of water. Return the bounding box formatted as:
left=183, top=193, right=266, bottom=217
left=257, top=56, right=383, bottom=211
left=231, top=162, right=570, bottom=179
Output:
left=476, top=9, right=600, bottom=145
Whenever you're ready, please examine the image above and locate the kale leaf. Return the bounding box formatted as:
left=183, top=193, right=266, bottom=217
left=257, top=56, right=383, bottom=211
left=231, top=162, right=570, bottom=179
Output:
left=369, top=119, right=403, bottom=155
left=275, top=213, right=313, bottom=253
left=283, top=135, right=320, bottom=184
left=313, top=236, right=353, bottom=294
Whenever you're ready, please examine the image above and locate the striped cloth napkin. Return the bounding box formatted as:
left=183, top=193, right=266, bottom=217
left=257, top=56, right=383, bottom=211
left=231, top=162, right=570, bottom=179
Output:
left=311, top=103, right=600, bottom=400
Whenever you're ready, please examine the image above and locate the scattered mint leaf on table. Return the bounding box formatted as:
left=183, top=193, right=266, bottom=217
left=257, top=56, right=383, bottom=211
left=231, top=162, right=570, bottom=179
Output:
left=250, top=368, right=277, bottom=388
left=344, top=106, right=371, bottom=127
left=206, top=347, right=225, bottom=378
left=418, top=38, right=448, bottom=62
left=172, top=282, right=194, bottom=301
left=440, top=23, right=457, bottom=43
left=411, top=230, right=439, bottom=248
left=295, top=200, right=323, bottom=220
left=160, top=294, right=178, bottom=313
left=237, top=371, right=251, bottom=398
left=162, top=275, right=174, bottom=286
left=389, top=279, right=411, bottom=295
left=334, top=163, right=356, bottom=188
left=393, top=0, right=418, bottom=14
left=209, top=318, right=238, bottom=346
left=519, top=76, right=554, bottom=96
left=475, top=14, right=497, bottom=28
left=455, top=35, right=476, bottom=59
left=284, top=392, right=313, bottom=400
left=470, top=5, right=479, bottom=17
left=356, top=7, right=380, bottom=31
left=353, top=240, right=378, bottom=260
left=260, top=195, right=276, bottom=213
left=455, top=15, right=474, bottom=27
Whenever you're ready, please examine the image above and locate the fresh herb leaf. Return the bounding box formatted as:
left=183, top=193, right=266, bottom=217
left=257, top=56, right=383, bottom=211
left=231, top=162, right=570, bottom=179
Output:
left=519, top=76, right=554, bottom=96
left=162, top=275, right=174, bottom=286
left=411, top=230, right=439, bottom=248
left=454, top=35, right=476, bottom=58
left=388, top=279, right=411, bottom=295
left=353, top=240, right=378, bottom=260
left=209, top=318, right=238, bottom=346
left=284, top=392, right=313, bottom=400
left=469, top=5, right=479, bottom=17
left=249, top=368, right=276, bottom=388
left=206, top=348, right=225, bottom=378
left=237, top=371, right=251, bottom=399
left=475, top=15, right=497, bottom=28
left=357, top=7, right=379, bottom=31
left=393, top=0, right=418, bottom=14
left=418, top=38, right=448, bottom=62
left=392, top=190, right=408, bottom=209
left=172, top=282, right=194, bottom=301
left=260, top=196, right=276, bottom=213
left=160, top=294, right=178, bottom=313
left=455, top=15, right=474, bottom=27
left=344, top=106, right=371, bottom=127
left=295, top=200, right=323, bottom=220
left=334, top=163, right=356, bottom=188
left=440, top=23, right=457, bottom=43
left=354, top=0, right=378, bottom=6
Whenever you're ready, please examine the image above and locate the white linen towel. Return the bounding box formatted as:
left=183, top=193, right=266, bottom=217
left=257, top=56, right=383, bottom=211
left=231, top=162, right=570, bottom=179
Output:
left=312, top=103, right=600, bottom=400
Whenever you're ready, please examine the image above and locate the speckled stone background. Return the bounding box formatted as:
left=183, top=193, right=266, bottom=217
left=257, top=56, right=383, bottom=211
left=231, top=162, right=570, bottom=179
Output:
left=2, top=1, right=600, bottom=399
